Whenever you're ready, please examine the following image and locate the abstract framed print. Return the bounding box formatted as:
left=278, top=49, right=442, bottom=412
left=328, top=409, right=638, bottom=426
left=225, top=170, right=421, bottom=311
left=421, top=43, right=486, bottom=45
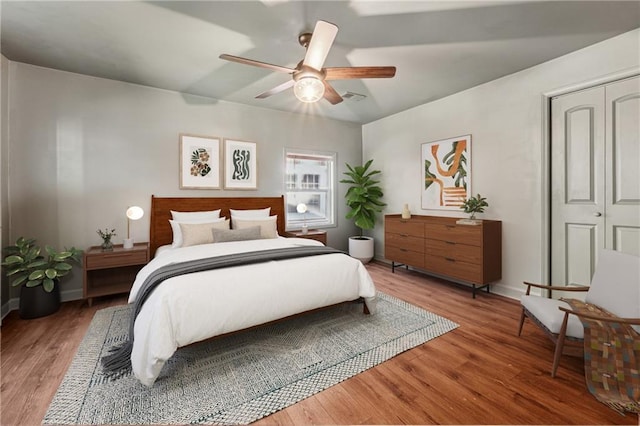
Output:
left=224, top=139, right=257, bottom=190
left=179, top=134, right=221, bottom=189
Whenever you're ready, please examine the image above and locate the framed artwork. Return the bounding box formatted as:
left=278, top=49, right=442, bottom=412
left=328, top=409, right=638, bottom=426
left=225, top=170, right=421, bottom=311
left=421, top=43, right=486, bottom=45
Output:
left=179, top=134, right=221, bottom=189
left=421, top=134, right=471, bottom=210
left=224, top=139, right=257, bottom=190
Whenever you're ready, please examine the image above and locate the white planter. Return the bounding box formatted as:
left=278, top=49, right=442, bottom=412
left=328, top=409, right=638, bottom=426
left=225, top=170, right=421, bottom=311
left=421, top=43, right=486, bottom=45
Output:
left=348, top=236, right=374, bottom=263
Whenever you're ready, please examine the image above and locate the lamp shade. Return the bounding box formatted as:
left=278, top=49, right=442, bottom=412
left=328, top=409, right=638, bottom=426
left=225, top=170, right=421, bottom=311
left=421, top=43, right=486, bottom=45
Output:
left=126, top=206, right=144, bottom=221
left=293, top=77, right=325, bottom=103
left=296, top=203, right=308, bottom=214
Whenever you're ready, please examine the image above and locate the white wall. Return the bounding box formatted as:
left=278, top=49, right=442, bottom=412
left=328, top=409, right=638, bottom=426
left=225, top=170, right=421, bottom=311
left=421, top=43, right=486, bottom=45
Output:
left=363, top=29, right=640, bottom=299
left=1, top=54, right=9, bottom=317
left=4, top=63, right=362, bottom=303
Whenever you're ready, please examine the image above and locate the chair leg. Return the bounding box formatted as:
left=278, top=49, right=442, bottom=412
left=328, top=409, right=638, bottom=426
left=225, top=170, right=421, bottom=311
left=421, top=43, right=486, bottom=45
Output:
left=551, top=311, right=570, bottom=378
left=517, top=308, right=526, bottom=336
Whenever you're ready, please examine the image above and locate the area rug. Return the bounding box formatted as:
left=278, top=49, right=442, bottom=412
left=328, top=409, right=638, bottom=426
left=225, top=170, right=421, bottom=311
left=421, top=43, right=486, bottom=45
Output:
left=44, top=292, right=458, bottom=425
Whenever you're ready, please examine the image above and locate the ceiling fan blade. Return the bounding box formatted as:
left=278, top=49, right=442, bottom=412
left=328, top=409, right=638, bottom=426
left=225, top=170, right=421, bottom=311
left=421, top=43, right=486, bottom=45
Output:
left=323, top=81, right=343, bottom=105
left=325, top=66, right=397, bottom=80
left=303, top=21, right=338, bottom=71
left=219, top=54, right=295, bottom=74
left=255, top=79, right=295, bottom=99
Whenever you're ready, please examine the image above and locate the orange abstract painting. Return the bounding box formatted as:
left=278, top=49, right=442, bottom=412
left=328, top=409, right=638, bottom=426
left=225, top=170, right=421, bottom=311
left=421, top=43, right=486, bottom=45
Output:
left=421, top=135, right=471, bottom=210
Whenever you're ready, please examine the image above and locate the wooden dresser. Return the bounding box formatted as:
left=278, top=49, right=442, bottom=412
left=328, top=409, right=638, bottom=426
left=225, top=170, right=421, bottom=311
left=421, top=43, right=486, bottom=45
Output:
left=385, top=214, right=502, bottom=297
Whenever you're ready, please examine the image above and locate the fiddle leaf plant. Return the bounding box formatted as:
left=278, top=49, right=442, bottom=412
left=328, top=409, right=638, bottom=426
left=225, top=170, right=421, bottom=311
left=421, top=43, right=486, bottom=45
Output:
left=340, top=159, right=386, bottom=237
left=1, top=237, right=82, bottom=292
left=460, top=193, right=489, bottom=220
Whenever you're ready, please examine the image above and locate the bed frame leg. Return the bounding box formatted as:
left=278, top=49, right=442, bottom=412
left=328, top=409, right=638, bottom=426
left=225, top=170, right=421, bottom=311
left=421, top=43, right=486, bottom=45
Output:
left=363, top=302, right=370, bottom=315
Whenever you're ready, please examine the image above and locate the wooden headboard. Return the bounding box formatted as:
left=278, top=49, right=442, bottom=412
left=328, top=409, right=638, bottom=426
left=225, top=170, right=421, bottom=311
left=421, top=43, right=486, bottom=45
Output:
left=150, top=195, right=286, bottom=257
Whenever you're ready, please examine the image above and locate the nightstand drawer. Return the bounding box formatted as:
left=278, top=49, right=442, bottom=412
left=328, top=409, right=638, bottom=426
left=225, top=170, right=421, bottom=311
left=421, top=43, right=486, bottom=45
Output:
left=85, top=250, right=148, bottom=269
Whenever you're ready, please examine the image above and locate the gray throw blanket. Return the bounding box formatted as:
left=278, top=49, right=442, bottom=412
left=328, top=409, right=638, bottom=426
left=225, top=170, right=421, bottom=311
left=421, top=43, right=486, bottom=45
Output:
left=101, top=245, right=344, bottom=375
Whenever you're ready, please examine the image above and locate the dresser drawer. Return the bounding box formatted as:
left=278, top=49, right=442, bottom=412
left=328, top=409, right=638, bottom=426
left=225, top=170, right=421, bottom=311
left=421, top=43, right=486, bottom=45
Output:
left=425, top=255, right=481, bottom=284
left=385, top=246, right=425, bottom=269
left=386, top=232, right=425, bottom=253
left=425, top=223, right=482, bottom=246
left=85, top=250, right=148, bottom=269
left=425, top=239, right=482, bottom=265
left=385, top=218, right=424, bottom=238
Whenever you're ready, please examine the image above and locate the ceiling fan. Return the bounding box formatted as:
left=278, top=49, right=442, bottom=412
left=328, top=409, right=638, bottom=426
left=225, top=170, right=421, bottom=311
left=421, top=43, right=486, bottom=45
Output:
left=219, top=20, right=396, bottom=105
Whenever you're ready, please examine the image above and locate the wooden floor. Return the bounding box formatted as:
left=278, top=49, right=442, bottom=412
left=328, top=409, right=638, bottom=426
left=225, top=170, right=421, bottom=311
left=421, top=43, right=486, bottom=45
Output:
left=1, top=261, right=637, bottom=425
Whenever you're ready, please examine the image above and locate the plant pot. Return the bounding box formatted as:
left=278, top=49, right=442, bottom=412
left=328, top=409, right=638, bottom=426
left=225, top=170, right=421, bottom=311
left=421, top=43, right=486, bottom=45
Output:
left=348, top=236, right=374, bottom=263
left=19, top=283, right=61, bottom=319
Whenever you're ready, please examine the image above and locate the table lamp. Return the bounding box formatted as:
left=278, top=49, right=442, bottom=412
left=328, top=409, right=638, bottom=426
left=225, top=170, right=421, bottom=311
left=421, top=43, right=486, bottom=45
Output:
left=296, top=203, right=308, bottom=235
left=123, top=206, right=144, bottom=249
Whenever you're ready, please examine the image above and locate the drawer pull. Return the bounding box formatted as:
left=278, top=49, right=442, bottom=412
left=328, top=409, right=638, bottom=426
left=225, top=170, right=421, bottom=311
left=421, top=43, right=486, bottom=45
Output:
left=399, top=248, right=408, bottom=252
left=400, top=233, right=409, bottom=237
left=445, top=241, right=456, bottom=245
left=446, top=225, right=456, bottom=229
left=445, top=257, right=456, bottom=262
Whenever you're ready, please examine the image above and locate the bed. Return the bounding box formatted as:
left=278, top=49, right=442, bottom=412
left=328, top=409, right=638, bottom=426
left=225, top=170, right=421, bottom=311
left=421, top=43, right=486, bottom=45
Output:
left=122, top=195, right=377, bottom=386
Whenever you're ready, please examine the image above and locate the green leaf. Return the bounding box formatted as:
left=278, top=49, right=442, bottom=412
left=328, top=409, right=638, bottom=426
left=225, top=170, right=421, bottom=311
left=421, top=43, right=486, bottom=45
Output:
left=54, top=263, right=73, bottom=271
left=43, top=278, right=55, bottom=292
left=28, top=270, right=44, bottom=280
left=26, top=279, right=43, bottom=287
left=45, top=268, right=58, bottom=279
left=1, top=255, right=24, bottom=266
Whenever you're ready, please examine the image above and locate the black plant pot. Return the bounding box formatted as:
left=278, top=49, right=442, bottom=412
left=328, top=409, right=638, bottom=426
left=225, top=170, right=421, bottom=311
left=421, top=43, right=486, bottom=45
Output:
left=19, top=283, right=61, bottom=319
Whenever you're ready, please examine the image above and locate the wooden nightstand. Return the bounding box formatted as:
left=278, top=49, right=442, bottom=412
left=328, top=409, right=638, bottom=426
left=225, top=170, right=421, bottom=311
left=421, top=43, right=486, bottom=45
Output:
left=83, top=242, right=150, bottom=306
left=285, top=230, right=327, bottom=245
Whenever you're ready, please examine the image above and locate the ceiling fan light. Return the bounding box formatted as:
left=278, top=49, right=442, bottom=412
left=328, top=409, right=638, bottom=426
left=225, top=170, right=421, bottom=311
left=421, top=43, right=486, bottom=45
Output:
left=293, top=76, right=325, bottom=103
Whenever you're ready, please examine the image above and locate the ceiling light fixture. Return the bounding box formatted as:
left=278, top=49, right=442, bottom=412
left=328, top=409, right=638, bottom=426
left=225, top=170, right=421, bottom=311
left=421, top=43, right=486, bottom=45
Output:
left=293, top=76, right=325, bottom=103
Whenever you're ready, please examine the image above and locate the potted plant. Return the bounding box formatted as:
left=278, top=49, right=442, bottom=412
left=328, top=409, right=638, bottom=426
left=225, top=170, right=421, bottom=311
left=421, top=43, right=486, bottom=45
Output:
left=97, top=228, right=116, bottom=251
left=2, top=237, right=82, bottom=319
left=340, top=159, right=386, bottom=263
left=458, top=193, right=489, bottom=225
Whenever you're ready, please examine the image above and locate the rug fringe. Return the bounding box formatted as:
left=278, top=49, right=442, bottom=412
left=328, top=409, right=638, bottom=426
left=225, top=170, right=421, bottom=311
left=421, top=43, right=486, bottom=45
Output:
left=101, top=341, right=133, bottom=375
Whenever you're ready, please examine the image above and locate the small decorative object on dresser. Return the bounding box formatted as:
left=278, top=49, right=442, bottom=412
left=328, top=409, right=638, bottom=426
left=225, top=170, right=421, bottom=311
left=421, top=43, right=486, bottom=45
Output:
left=457, top=193, right=488, bottom=226
left=97, top=228, right=116, bottom=251
left=385, top=214, right=501, bottom=298
left=401, top=203, right=411, bottom=219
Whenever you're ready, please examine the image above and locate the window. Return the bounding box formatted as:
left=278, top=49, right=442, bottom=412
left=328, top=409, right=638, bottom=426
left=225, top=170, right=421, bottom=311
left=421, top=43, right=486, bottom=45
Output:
left=284, top=149, right=336, bottom=230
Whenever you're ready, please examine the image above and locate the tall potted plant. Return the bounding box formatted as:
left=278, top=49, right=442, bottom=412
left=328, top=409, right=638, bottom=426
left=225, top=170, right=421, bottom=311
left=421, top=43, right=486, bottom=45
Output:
left=2, top=237, right=82, bottom=319
left=340, top=159, right=386, bottom=263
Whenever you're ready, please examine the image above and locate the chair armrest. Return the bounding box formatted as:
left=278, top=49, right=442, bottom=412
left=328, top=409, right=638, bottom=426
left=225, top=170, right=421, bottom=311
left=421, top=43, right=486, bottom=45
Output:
left=522, top=281, right=590, bottom=296
left=559, top=306, right=640, bottom=325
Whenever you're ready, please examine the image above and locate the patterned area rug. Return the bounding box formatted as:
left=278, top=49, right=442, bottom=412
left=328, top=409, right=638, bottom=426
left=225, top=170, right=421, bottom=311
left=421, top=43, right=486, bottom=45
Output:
left=44, top=292, right=458, bottom=425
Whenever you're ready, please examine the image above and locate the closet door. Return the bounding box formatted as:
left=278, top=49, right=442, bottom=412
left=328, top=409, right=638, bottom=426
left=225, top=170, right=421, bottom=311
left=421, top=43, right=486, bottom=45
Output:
left=551, top=86, right=605, bottom=288
left=605, top=76, right=640, bottom=255
left=551, top=76, right=640, bottom=290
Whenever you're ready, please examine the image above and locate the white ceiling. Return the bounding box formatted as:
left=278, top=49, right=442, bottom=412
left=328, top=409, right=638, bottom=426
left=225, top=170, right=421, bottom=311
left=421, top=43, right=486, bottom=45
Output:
left=2, top=1, right=639, bottom=124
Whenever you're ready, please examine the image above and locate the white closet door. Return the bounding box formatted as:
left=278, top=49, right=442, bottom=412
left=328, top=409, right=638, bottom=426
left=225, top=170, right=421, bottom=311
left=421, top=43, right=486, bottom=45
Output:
left=551, top=86, right=605, bottom=289
left=605, top=76, right=640, bottom=256
left=551, top=75, right=640, bottom=292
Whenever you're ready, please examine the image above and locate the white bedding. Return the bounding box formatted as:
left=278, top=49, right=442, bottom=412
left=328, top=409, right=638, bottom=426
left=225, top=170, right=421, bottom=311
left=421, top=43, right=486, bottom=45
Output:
left=128, top=237, right=377, bottom=386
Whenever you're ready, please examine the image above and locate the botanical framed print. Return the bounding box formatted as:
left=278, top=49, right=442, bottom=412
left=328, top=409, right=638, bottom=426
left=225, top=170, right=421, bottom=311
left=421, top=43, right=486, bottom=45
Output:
left=224, top=139, right=257, bottom=190
left=179, top=134, right=221, bottom=189
left=421, top=134, right=471, bottom=210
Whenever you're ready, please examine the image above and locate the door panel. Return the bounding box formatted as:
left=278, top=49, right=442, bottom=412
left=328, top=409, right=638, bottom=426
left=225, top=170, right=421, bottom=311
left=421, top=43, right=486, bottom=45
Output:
left=551, top=76, right=640, bottom=294
left=606, top=76, right=640, bottom=256
left=551, top=86, right=605, bottom=289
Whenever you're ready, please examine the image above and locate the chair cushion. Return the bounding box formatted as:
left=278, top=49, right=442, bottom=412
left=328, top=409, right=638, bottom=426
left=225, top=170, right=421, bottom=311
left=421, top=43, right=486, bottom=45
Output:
left=521, top=295, right=584, bottom=338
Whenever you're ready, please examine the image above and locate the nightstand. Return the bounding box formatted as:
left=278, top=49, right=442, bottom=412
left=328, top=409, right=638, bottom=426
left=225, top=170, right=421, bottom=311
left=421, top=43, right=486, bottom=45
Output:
left=285, top=230, right=327, bottom=245
left=83, top=242, right=150, bottom=306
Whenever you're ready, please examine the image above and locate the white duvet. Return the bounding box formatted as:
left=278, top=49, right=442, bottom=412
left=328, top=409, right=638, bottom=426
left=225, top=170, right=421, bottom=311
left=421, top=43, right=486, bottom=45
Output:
left=127, top=237, right=377, bottom=386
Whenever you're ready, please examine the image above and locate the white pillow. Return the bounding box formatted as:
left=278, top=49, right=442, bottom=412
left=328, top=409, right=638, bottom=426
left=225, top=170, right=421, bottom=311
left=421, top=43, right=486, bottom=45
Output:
left=170, top=217, right=228, bottom=248
left=232, top=216, right=278, bottom=239
left=171, top=209, right=221, bottom=221
left=229, top=207, right=270, bottom=218
left=179, top=220, right=231, bottom=247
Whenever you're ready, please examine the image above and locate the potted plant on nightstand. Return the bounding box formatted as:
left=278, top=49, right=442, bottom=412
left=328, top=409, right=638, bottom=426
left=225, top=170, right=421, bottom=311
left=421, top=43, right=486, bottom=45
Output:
left=1, top=237, right=82, bottom=319
left=457, top=193, right=489, bottom=225
left=341, top=159, right=386, bottom=263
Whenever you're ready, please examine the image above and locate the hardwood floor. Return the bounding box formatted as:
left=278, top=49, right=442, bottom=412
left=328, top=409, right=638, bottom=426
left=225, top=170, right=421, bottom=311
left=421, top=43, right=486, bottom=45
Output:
left=1, top=261, right=636, bottom=425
